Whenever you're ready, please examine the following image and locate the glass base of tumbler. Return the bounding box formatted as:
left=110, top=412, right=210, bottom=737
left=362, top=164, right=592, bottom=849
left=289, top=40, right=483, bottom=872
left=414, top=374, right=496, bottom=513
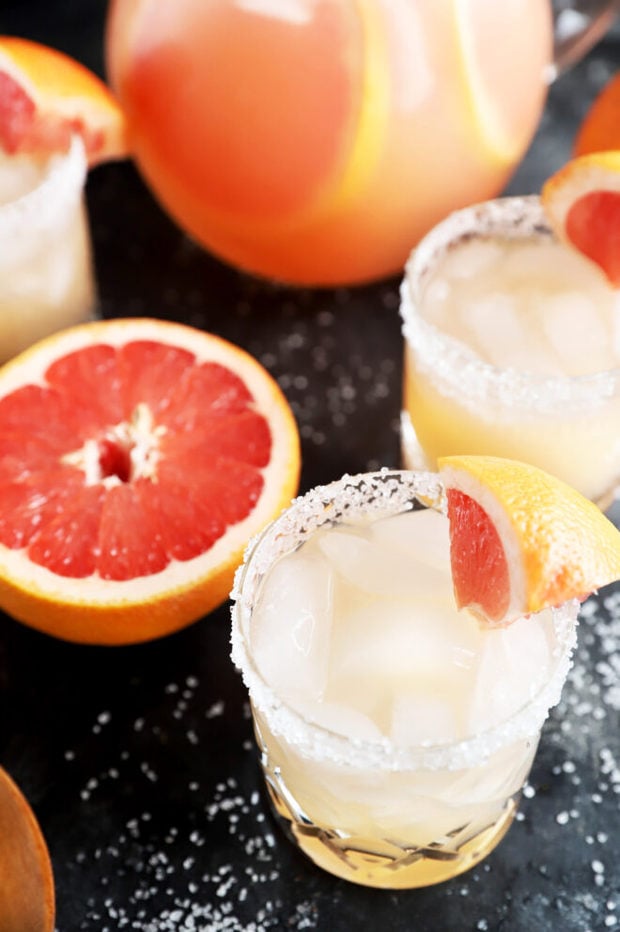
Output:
left=264, top=769, right=519, bottom=890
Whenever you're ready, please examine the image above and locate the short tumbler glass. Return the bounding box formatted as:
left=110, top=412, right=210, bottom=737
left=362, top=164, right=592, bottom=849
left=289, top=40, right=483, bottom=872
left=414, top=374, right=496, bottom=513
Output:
left=230, top=470, right=578, bottom=889
left=400, top=195, right=620, bottom=508
left=0, top=135, right=96, bottom=363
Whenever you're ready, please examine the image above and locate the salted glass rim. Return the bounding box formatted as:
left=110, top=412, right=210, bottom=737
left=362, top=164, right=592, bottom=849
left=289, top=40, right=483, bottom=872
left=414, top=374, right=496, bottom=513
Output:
left=400, top=195, right=620, bottom=410
left=230, top=469, right=578, bottom=772
left=0, top=134, right=87, bottom=237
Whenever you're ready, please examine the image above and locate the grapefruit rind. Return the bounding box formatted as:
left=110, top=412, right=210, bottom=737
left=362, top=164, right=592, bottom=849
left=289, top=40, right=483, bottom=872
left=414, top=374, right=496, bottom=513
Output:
left=0, top=36, right=127, bottom=165
left=574, top=73, right=620, bottom=157
left=438, top=454, right=620, bottom=626
left=541, top=151, right=620, bottom=284
left=0, top=318, right=300, bottom=645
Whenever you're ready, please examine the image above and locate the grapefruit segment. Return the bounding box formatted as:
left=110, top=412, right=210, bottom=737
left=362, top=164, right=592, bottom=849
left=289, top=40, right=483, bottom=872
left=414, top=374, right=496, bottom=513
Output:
left=0, top=318, right=300, bottom=644
left=106, top=0, right=390, bottom=264
left=109, top=0, right=362, bottom=219
left=565, top=189, right=620, bottom=287
left=438, top=454, right=620, bottom=626
left=0, top=36, right=127, bottom=165
left=445, top=488, right=510, bottom=622
left=541, top=150, right=620, bottom=287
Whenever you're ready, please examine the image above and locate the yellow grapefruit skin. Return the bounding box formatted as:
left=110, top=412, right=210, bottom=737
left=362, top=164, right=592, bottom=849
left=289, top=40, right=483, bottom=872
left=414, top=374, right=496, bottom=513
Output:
left=0, top=36, right=127, bottom=165
left=438, top=455, right=620, bottom=626
left=0, top=318, right=300, bottom=645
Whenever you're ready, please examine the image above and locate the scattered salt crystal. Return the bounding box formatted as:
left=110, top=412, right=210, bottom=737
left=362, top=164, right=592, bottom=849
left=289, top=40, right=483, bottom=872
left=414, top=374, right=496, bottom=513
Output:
left=205, top=700, right=225, bottom=719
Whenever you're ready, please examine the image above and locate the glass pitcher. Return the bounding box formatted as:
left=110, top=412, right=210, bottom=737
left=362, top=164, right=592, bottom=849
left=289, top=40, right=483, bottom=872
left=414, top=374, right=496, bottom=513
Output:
left=106, top=0, right=619, bottom=286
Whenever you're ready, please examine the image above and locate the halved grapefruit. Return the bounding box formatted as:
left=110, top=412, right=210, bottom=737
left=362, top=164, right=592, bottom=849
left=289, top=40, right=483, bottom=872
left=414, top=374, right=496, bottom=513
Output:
left=438, top=454, right=620, bottom=626
left=0, top=36, right=126, bottom=165
left=0, top=767, right=55, bottom=932
left=0, top=318, right=300, bottom=644
left=574, top=72, right=620, bottom=157
left=541, top=150, right=620, bottom=287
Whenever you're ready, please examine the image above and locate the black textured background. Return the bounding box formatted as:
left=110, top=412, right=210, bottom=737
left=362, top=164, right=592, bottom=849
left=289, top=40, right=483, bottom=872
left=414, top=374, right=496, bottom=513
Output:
left=1, top=3, right=620, bottom=930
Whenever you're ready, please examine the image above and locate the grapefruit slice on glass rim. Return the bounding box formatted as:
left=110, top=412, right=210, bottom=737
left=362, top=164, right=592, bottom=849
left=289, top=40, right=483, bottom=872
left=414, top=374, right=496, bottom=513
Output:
left=0, top=318, right=300, bottom=645
left=541, top=150, right=620, bottom=287
left=438, top=454, right=620, bottom=627
left=0, top=35, right=126, bottom=165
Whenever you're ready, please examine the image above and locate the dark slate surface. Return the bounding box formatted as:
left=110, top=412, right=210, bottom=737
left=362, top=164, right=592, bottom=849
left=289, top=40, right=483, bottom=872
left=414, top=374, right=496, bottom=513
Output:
left=1, top=3, right=620, bottom=930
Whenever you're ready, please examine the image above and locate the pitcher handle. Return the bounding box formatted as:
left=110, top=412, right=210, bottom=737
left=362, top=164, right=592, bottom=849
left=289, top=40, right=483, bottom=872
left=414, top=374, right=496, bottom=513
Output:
left=550, top=0, right=620, bottom=80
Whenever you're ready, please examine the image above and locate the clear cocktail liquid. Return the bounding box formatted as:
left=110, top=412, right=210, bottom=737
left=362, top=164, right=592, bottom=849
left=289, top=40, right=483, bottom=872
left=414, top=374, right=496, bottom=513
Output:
left=231, top=471, right=577, bottom=888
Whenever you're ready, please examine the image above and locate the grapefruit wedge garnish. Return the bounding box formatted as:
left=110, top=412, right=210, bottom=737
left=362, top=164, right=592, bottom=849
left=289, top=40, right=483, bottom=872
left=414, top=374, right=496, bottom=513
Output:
left=0, top=318, right=300, bottom=645
left=0, top=767, right=55, bottom=932
left=574, top=72, right=620, bottom=157
left=0, top=36, right=126, bottom=165
left=438, top=455, right=620, bottom=627
left=541, top=150, right=620, bottom=287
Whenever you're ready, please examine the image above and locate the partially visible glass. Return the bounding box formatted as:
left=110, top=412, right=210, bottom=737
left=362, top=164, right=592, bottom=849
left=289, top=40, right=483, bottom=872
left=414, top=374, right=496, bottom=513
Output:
left=400, top=196, right=620, bottom=508
left=0, top=135, right=96, bottom=363
left=231, top=470, right=578, bottom=889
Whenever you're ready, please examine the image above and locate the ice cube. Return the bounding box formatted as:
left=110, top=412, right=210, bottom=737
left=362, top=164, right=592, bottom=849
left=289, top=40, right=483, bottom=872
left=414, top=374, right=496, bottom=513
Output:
left=0, top=154, right=44, bottom=205
left=251, top=548, right=334, bottom=703
left=423, top=277, right=451, bottom=330
left=317, top=522, right=447, bottom=600
left=611, top=294, right=620, bottom=361
left=459, top=292, right=559, bottom=374
left=541, top=292, right=615, bottom=376
left=445, top=737, right=538, bottom=805
left=442, top=239, right=504, bottom=280
left=371, top=508, right=451, bottom=576
left=468, top=612, right=552, bottom=734
left=290, top=695, right=384, bottom=743
left=390, top=692, right=460, bottom=746
left=328, top=596, right=479, bottom=693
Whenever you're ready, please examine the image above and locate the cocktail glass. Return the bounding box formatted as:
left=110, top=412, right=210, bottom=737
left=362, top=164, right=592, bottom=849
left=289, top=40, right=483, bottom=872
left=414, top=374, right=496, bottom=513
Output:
left=400, top=195, right=620, bottom=507
left=230, top=470, right=578, bottom=889
left=0, top=134, right=96, bottom=363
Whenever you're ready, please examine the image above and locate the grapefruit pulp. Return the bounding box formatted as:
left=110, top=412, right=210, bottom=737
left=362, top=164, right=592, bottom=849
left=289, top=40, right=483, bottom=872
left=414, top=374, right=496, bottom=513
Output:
left=0, top=318, right=300, bottom=644
left=0, top=35, right=126, bottom=165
